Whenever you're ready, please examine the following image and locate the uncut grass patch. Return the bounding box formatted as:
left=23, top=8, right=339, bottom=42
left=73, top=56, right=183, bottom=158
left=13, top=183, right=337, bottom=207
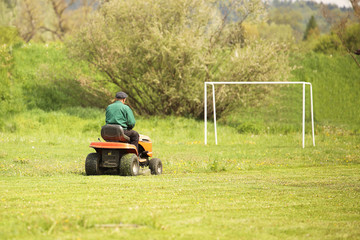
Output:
left=0, top=112, right=359, bottom=176
left=219, top=53, right=360, bottom=135
left=291, top=53, right=360, bottom=132
left=4, top=43, right=110, bottom=115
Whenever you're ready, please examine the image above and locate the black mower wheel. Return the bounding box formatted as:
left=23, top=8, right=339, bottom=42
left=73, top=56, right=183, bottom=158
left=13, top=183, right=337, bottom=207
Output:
left=119, top=153, right=139, bottom=176
left=85, top=152, right=102, bottom=175
left=149, top=158, right=162, bottom=175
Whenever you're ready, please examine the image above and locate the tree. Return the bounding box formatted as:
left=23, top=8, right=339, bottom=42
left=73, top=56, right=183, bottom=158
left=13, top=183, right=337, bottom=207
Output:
left=268, top=7, right=303, bottom=40
left=320, top=3, right=360, bottom=68
left=303, top=15, right=319, bottom=40
left=14, top=0, right=98, bottom=42
left=40, top=0, right=77, bottom=41
left=350, top=0, right=360, bottom=20
left=41, top=0, right=97, bottom=40
left=14, top=0, right=42, bottom=42
left=67, top=0, right=291, bottom=117
left=0, top=0, right=17, bottom=26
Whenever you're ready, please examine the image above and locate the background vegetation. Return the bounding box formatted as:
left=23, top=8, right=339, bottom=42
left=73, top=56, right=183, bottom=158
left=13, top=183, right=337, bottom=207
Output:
left=0, top=0, right=359, bottom=239
left=67, top=0, right=292, bottom=116
left=1, top=0, right=359, bottom=124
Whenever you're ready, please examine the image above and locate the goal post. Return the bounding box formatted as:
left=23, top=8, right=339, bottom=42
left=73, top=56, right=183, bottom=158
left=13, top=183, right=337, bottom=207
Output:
left=204, top=81, right=315, bottom=148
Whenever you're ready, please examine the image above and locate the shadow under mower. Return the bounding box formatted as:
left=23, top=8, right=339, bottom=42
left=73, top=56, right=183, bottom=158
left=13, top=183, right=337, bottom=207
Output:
left=85, top=124, right=162, bottom=176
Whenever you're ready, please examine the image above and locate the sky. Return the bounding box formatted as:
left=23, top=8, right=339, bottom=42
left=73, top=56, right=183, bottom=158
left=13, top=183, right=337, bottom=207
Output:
left=310, top=0, right=353, bottom=7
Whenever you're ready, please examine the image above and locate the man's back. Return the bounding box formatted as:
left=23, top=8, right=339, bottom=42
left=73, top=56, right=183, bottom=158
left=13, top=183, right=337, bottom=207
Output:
left=106, top=101, right=136, bottom=130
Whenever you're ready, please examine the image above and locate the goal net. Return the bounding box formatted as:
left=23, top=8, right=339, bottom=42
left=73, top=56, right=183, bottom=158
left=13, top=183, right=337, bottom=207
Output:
left=204, top=82, right=315, bottom=148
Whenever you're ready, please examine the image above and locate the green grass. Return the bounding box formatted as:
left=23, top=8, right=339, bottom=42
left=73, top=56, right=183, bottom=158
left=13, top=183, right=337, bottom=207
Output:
left=1, top=44, right=359, bottom=239
left=292, top=53, right=360, bottom=130
left=220, top=52, right=360, bottom=134
left=0, top=42, right=110, bottom=116
left=0, top=110, right=359, bottom=239
left=1, top=167, right=359, bottom=239
left=3, top=43, right=360, bottom=133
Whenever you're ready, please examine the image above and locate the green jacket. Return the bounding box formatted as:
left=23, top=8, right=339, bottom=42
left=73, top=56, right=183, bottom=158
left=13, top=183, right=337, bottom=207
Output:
left=105, top=101, right=136, bottom=130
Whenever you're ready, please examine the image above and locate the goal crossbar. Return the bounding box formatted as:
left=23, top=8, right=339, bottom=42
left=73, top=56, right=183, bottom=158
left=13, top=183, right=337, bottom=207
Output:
left=204, top=81, right=315, bottom=148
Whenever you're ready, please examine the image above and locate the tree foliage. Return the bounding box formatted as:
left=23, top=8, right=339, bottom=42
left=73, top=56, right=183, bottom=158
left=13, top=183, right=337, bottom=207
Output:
left=0, top=0, right=16, bottom=26
left=320, top=3, right=360, bottom=68
left=303, top=15, right=319, bottom=40
left=350, top=0, right=360, bottom=20
left=269, top=0, right=354, bottom=42
left=14, top=0, right=98, bottom=42
left=313, top=33, right=343, bottom=53
left=67, top=0, right=291, bottom=117
left=268, top=6, right=303, bottom=40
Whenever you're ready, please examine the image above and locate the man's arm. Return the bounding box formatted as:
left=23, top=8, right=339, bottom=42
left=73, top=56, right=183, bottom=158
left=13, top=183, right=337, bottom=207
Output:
left=126, top=106, right=136, bottom=129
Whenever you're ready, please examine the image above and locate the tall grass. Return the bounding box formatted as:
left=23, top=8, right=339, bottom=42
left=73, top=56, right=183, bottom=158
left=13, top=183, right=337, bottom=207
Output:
left=3, top=43, right=110, bottom=114
left=291, top=52, right=360, bottom=131
left=2, top=43, right=359, bottom=134
left=218, top=52, right=360, bottom=134
left=1, top=108, right=359, bottom=177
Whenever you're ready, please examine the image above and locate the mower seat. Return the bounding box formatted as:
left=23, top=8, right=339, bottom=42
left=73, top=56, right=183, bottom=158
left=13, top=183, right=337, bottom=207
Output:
left=101, top=124, right=130, bottom=143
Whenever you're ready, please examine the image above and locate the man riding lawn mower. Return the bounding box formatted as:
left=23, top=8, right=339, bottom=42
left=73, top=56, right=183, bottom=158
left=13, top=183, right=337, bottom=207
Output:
left=85, top=92, right=163, bottom=176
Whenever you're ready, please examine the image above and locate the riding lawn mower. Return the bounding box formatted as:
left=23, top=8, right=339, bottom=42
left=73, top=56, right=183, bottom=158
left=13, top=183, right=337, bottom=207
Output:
left=85, top=124, right=162, bottom=176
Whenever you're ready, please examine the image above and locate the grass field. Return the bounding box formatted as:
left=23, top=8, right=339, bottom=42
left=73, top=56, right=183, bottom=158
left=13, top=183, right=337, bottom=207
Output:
left=1, top=44, right=359, bottom=239
left=1, top=111, right=359, bottom=239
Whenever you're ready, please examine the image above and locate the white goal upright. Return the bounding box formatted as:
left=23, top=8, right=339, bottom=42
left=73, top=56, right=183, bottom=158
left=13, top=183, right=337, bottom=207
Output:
left=204, top=82, right=315, bottom=148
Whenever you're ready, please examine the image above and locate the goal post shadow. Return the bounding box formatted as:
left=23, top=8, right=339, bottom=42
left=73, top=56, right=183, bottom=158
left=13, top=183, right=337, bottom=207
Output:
left=204, top=82, right=315, bottom=148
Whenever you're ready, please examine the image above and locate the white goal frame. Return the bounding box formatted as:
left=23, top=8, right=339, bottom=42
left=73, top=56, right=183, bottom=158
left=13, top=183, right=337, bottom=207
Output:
left=204, top=82, right=315, bottom=148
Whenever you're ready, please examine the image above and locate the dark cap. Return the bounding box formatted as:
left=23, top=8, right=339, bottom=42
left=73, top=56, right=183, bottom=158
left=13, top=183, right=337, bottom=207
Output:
left=115, top=91, right=128, bottom=99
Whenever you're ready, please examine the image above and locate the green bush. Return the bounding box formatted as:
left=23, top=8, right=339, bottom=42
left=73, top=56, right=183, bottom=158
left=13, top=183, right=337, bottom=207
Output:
left=314, top=23, right=360, bottom=54
left=343, top=23, right=360, bottom=52
left=313, top=33, right=343, bottom=54
left=0, top=45, right=13, bottom=104
left=0, top=43, right=24, bottom=118
left=0, top=26, right=22, bottom=45
left=68, top=0, right=291, bottom=118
